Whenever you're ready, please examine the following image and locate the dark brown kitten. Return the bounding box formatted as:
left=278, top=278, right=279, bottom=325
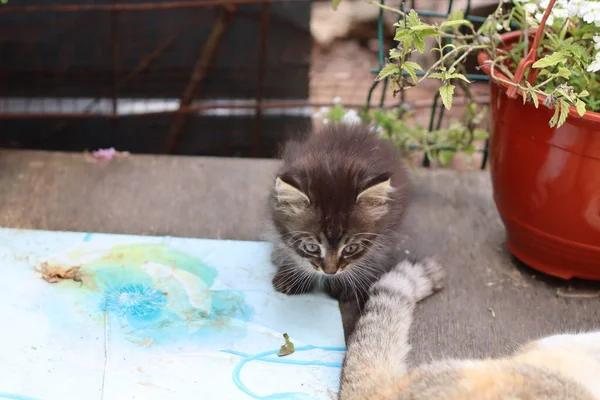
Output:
left=264, top=123, right=409, bottom=307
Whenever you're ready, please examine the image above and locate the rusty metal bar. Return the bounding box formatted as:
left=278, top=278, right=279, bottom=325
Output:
left=252, top=2, right=270, bottom=157
left=0, top=95, right=491, bottom=120
left=0, top=0, right=309, bottom=13
left=163, top=3, right=237, bottom=153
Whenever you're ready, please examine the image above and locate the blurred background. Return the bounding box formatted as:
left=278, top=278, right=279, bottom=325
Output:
left=0, top=0, right=497, bottom=165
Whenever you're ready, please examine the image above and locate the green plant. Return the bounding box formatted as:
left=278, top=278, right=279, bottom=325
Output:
left=314, top=97, right=487, bottom=166
left=370, top=0, right=600, bottom=128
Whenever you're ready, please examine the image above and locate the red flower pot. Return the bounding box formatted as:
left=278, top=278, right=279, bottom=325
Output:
left=478, top=31, right=600, bottom=280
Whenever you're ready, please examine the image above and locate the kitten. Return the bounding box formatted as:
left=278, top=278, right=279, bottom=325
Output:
left=264, top=123, right=409, bottom=306
left=340, top=259, right=600, bottom=400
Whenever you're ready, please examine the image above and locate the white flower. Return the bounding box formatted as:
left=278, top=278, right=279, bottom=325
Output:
left=587, top=59, right=600, bottom=72
left=567, top=0, right=584, bottom=17
left=369, top=125, right=384, bottom=136
left=587, top=53, right=600, bottom=73
left=524, top=3, right=538, bottom=14
left=341, top=109, right=361, bottom=125
left=594, top=35, right=600, bottom=50
left=313, top=106, right=330, bottom=120
left=536, top=12, right=554, bottom=25
left=579, top=1, right=594, bottom=18
left=582, top=2, right=600, bottom=25
left=332, top=96, right=341, bottom=105
left=552, top=8, right=568, bottom=19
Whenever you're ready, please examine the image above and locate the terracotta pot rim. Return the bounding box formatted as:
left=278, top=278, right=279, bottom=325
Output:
left=476, top=30, right=600, bottom=123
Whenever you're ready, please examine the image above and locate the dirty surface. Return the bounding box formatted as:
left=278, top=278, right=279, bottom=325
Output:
left=0, top=149, right=599, bottom=366
left=38, top=262, right=82, bottom=284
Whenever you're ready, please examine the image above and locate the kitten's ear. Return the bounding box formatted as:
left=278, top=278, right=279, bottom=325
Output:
left=274, top=177, right=310, bottom=215
left=356, top=178, right=395, bottom=218
left=357, top=178, right=394, bottom=204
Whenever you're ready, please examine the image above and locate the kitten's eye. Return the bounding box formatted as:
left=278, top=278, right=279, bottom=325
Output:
left=303, top=243, right=320, bottom=254
left=343, top=244, right=360, bottom=255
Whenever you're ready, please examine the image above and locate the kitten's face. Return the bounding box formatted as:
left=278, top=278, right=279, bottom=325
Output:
left=271, top=175, right=394, bottom=276
left=285, top=231, right=374, bottom=275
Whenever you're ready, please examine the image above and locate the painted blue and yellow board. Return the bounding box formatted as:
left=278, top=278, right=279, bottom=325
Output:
left=0, top=228, right=345, bottom=400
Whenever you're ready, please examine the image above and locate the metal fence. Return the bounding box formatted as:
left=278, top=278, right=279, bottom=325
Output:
left=0, top=0, right=313, bottom=157
left=0, top=0, right=493, bottom=164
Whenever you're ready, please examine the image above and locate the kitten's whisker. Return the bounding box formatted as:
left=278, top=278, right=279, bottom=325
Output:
left=347, top=270, right=370, bottom=304
left=277, top=268, right=311, bottom=291
left=343, top=271, right=363, bottom=308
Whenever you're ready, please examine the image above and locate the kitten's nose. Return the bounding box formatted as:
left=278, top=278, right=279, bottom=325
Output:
left=323, top=265, right=337, bottom=275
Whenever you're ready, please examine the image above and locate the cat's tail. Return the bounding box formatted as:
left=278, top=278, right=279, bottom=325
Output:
left=338, top=258, right=445, bottom=400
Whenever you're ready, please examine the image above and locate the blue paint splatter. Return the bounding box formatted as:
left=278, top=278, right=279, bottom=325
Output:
left=221, top=345, right=346, bottom=399
left=42, top=243, right=253, bottom=347
left=103, top=283, right=168, bottom=318
left=0, top=393, right=42, bottom=400
left=82, top=233, right=93, bottom=242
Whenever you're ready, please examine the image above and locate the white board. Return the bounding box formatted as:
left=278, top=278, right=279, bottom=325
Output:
left=0, top=228, right=345, bottom=400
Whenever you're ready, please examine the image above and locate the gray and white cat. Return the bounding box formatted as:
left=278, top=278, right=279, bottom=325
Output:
left=340, top=259, right=600, bottom=400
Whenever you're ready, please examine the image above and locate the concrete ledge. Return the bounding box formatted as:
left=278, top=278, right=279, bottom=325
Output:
left=1, top=149, right=598, bottom=365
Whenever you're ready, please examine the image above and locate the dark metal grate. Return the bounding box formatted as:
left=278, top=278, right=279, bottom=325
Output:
left=0, top=0, right=313, bottom=157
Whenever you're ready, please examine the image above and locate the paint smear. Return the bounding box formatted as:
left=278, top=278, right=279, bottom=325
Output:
left=39, top=242, right=253, bottom=347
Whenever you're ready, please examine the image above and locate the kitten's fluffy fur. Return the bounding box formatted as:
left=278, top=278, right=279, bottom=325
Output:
left=264, top=124, right=409, bottom=305
left=340, top=259, right=600, bottom=400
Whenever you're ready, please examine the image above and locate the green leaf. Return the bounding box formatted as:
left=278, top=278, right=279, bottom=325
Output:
left=575, top=99, right=587, bottom=117
left=394, top=29, right=412, bottom=41
left=389, top=49, right=402, bottom=60
left=413, top=35, right=425, bottom=53
left=473, top=128, right=489, bottom=140
left=402, top=61, right=423, bottom=83
left=331, top=0, right=342, bottom=10
left=429, top=72, right=445, bottom=80
left=531, top=92, right=539, bottom=108
left=377, top=64, right=399, bottom=81
left=410, top=24, right=434, bottom=31
left=549, top=104, right=560, bottom=128
left=532, top=52, right=567, bottom=68
left=410, top=26, right=439, bottom=37
left=407, top=9, right=421, bottom=27
left=438, top=149, right=455, bottom=166
left=440, top=43, right=457, bottom=53
left=278, top=333, right=295, bottom=357
left=439, top=84, right=455, bottom=110
left=563, top=43, right=587, bottom=60
left=440, top=19, right=474, bottom=29
left=446, top=73, right=471, bottom=83
left=579, top=90, right=590, bottom=98
left=557, top=100, right=570, bottom=127
left=557, top=67, right=571, bottom=79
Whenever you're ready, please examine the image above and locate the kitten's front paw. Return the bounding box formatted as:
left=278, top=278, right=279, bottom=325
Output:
left=272, top=270, right=315, bottom=295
